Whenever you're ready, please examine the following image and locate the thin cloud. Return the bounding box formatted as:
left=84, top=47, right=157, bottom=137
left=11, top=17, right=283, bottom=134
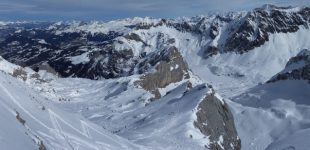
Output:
left=0, top=0, right=309, bottom=21
left=0, top=2, right=37, bottom=13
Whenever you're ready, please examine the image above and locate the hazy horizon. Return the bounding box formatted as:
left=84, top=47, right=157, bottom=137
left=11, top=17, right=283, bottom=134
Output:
left=0, top=0, right=309, bottom=21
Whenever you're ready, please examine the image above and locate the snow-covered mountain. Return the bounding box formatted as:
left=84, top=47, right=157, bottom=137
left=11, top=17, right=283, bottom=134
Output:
left=0, top=4, right=310, bottom=150
left=231, top=49, right=310, bottom=150
left=0, top=5, right=309, bottom=80
left=0, top=50, right=240, bottom=150
left=268, top=49, right=310, bottom=82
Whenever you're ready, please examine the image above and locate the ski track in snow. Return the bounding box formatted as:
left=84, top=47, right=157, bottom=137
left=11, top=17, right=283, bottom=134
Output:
left=81, top=121, right=91, bottom=138
left=0, top=82, right=51, bottom=129
left=0, top=71, right=144, bottom=150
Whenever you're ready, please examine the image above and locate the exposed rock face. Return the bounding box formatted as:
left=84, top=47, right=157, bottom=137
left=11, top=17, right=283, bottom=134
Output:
left=225, top=5, right=310, bottom=53
left=136, top=46, right=190, bottom=99
left=10, top=67, right=47, bottom=83
left=16, top=111, right=26, bottom=126
left=124, top=33, right=146, bottom=45
left=268, top=49, right=310, bottom=83
left=0, top=28, right=129, bottom=79
left=286, top=49, right=310, bottom=66
left=194, top=92, right=241, bottom=150
left=38, top=62, right=58, bottom=75
left=268, top=65, right=310, bottom=82
left=38, top=141, right=47, bottom=150
left=12, top=68, right=27, bottom=81
left=203, top=46, right=219, bottom=59
left=134, top=46, right=241, bottom=148
left=201, top=5, right=310, bottom=57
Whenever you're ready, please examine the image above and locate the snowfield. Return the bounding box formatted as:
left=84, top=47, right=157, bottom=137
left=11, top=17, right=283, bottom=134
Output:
left=34, top=74, right=215, bottom=149
left=0, top=60, right=143, bottom=150
left=0, top=56, right=216, bottom=150
left=229, top=80, right=310, bottom=150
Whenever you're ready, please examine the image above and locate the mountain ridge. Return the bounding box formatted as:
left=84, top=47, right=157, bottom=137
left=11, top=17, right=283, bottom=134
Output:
left=0, top=5, right=309, bottom=80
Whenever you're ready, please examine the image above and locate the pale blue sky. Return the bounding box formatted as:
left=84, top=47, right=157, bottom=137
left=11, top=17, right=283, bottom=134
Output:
left=0, top=0, right=309, bottom=21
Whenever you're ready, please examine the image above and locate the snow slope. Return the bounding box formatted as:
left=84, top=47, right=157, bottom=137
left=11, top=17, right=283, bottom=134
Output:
left=190, top=28, right=310, bottom=97
left=95, top=13, right=310, bottom=98
left=34, top=74, right=216, bottom=150
left=265, top=128, right=310, bottom=150
left=224, top=46, right=310, bottom=150
left=230, top=80, right=310, bottom=150
left=0, top=66, right=143, bottom=149
left=1, top=56, right=228, bottom=150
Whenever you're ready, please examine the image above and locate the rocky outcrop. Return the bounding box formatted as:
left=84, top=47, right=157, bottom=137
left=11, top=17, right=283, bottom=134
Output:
left=201, top=5, right=310, bottom=57
left=136, top=46, right=190, bottom=99
left=268, top=49, right=310, bottom=83
left=268, top=65, right=310, bottom=83
left=135, top=46, right=241, bottom=147
left=38, top=141, right=47, bottom=150
left=203, top=46, right=219, bottom=59
left=12, top=68, right=28, bottom=81
left=286, top=49, right=310, bottom=66
left=225, top=5, right=309, bottom=53
left=37, top=62, right=58, bottom=75
left=194, top=92, right=241, bottom=150
left=124, top=33, right=149, bottom=46
left=16, top=111, right=26, bottom=126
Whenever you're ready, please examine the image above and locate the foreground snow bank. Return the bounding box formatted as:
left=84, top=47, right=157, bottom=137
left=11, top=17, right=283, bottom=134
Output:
left=230, top=80, right=310, bottom=150
left=0, top=70, right=142, bottom=150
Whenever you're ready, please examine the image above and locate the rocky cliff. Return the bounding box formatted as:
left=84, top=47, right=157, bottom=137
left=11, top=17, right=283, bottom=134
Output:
left=268, top=49, right=310, bottom=83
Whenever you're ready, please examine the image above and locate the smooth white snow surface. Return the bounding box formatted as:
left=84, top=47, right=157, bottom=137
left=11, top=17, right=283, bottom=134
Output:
left=0, top=70, right=142, bottom=150
left=38, top=39, right=48, bottom=44
left=230, top=80, right=310, bottom=150
left=69, top=53, right=90, bottom=65
left=36, top=76, right=212, bottom=150
left=189, top=28, right=310, bottom=97
left=0, top=57, right=214, bottom=149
